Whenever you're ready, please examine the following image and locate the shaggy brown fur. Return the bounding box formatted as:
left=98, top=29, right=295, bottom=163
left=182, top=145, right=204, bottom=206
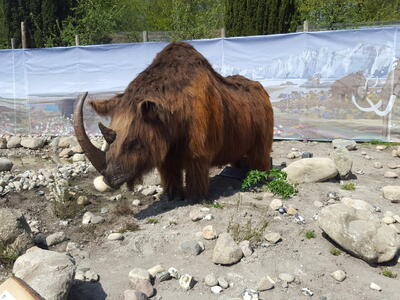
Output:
left=89, top=41, right=274, bottom=200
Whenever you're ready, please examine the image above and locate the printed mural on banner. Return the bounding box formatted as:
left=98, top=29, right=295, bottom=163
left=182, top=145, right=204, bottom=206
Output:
left=0, top=27, right=399, bottom=140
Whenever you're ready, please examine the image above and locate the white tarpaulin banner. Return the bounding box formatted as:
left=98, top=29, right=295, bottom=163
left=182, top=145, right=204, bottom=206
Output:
left=0, top=26, right=399, bottom=140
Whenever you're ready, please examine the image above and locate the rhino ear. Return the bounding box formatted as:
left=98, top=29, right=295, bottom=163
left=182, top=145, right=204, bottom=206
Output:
left=89, top=93, right=123, bottom=116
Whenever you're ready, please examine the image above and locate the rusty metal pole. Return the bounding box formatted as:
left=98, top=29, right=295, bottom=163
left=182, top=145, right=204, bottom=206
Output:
left=21, top=22, right=27, bottom=48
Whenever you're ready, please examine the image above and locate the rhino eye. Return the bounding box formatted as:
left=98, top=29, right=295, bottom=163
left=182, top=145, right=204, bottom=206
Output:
left=127, top=140, right=142, bottom=152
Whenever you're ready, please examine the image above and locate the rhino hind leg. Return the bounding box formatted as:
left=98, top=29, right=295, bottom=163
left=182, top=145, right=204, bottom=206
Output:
left=158, top=161, right=184, bottom=201
left=185, top=158, right=210, bottom=201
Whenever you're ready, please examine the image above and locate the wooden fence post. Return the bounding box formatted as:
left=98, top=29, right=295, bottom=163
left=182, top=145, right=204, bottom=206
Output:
left=21, top=22, right=27, bottom=48
left=75, top=35, right=80, bottom=46
left=220, top=27, right=225, bottom=38
left=142, top=31, right=148, bottom=42
left=303, top=20, right=309, bottom=32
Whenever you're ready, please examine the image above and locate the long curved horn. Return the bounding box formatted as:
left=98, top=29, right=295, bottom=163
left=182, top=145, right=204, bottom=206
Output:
left=98, top=122, right=116, bottom=145
left=73, top=92, right=106, bottom=173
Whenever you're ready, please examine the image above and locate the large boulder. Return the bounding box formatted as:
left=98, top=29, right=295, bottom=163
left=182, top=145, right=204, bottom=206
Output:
left=7, top=136, right=21, bottom=149
left=0, top=158, right=13, bottom=172
left=284, top=158, right=338, bottom=184
left=13, top=248, right=76, bottom=300
left=0, top=208, right=33, bottom=258
left=318, top=204, right=400, bottom=264
left=20, top=137, right=45, bottom=150
left=212, top=233, right=243, bottom=265
left=330, top=147, right=353, bottom=179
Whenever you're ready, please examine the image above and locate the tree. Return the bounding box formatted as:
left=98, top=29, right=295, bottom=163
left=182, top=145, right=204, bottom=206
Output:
left=225, top=0, right=298, bottom=37
left=60, top=0, right=124, bottom=46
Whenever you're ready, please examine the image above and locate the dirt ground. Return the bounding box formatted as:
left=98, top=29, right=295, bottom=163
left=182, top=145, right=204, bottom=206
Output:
left=1, top=140, right=400, bottom=300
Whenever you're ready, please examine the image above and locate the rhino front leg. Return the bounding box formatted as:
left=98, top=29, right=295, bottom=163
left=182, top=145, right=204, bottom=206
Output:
left=185, top=158, right=210, bottom=201
left=158, top=160, right=184, bottom=201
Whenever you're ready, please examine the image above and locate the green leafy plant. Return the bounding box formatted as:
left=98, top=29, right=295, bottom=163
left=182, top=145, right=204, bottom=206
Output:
left=341, top=183, right=355, bottom=190
left=146, top=218, right=159, bottom=224
left=203, top=202, right=224, bottom=209
left=169, top=221, right=178, bottom=226
left=242, top=169, right=297, bottom=200
left=369, top=140, right=400, bottom=146
left=305, top=230, right=316, bottom=239
left=382, top=269, right=397, bottom=278
left=330, top=248, right=342, bottom=256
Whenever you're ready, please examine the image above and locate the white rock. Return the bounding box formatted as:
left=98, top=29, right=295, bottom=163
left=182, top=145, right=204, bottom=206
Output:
left=264, top=232, right=282, bottom=244
left=168, top=267, right=180, bottom=279
left=93, top=176, right=111, bottom=192
left=148, top=265, right=165, bottom=277
left=202, top=225, right=217, bottom=240
left=284, top=158, right=338, bottom=184
left=85, top=270, right=99, bottom=282
left=72, top=153, right=86, bottom=162
left=376, top=145, right=387, bottom=151
left=382, top=217, right=395, bottom=224
left=383, top=186, right=400, bottom=203
left=82, top=212, right=94, bottom=224
left=239, top=240, right=253, bottom=257
left=211, top=286, right=223, bottom=294
left=269, top=199, right=283, bottom=210
left=13, top=248, right=75, bottom=300
left=179, top=274, right=194, bottom=290
left=384, top=171, right=398, bottom=178
left=330, top=147, right=353, bottom=178
left=373, top=162, right=383, bottom=169
left=132, top=199, right=141, bottom=206
left=190, top=209, right=205, bottom=221
left=330, top=270, right=346, bottom=282
left=393, top=215, right=400, bottom=223
left=217, top=277, right=229, bottom=289
left=278, top=273, right=295, bottom=283
left=108, top=233, right=124, bottom=241
left=257, top=276, right=274, bottom=291
left=46, top=232, right=67, bottom=247
left=204, top=274, right=218, bottom=287
left=370, top=282, right=382, bottom=291
left=141, top=186, right=157, bottom=196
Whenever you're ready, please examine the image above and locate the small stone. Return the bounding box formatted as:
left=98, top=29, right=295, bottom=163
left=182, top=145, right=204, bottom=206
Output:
left=361, top=151, right=367, bottom=155
left=204, top=214, right=213, bottom=220
left=264, top=232, right=282, bottom=244
left=242, top=288, right=259, bottom=300
left=132, top=199, right=141, bottom=206
left=180, top=240, right=203, bottom=256
left=179, top=274, right=194, bottom=290
left=190, top=209, right=205, bottom=221
left=314, top=201, right=324, bottom=208
left=387, top=163, right=400, bottom=169
left=332, top=139, right=357, bottom=150
left=269, top=199, right=283, bottom=210
left=100, top=207, right=109, bottom=214
left=91, top=215, right=105, bottom=224
left=77, top=195, right=90, bottom=206
left=217, top=277, right=229, bottom=289
left=302, top=152, right=313, bottom=158
left=74, top=270, right=85, bottom=281
left=157, top=271, right=172, bottom=282
left=301, top=288, right=314, bottom=297
left=129, top=268, right=151, bottom=281
left=202, top=225, right=217, bottom=240
left=370, top=282, right=382, bottom=291
left=287, top=207, right=297, bottom=215
left=85, top=270, right=99, bottom=282
left=373, top=162, right=383, bottom=169
left=168, top=267, right=180, bottom=279
left=393, top=215, right=400, bottom=223
left=108, top=233, right=124, bottom=241
left=72, top=154, right=86, bottom=162
left=93, top=176, right=111, bottom=192
left=295, top=214, right=306, bottom=224
left=46, top=231, right=67, bottom=246
left=278, top=207, right=287, bottom=214
left=0, top=158, right=13, bottom=172
left=383, top=186, right=400, bottom=203
left=205, top=274, right=218, bottom=287
left=124, top=290, right=149, bottom=300
left=211, top=286, right=223, bottom=294
left=330, top=270, right=346, bottom=282
left=278, top=273, right=294, bottom=283
left=257, top=276, right=274, bottom=291
left=141, top=186, right=157, bottom=196
left=239, top=240, right=253, bottom=257
left=287, top=152, right=297, bottom=159
left=376, top=145, right=387, bottom=151
left=384, top=171, right=398, bottom=178
left=382, top=217, right=395, bottom=224
left=59, top=148, right=73, bottom=158
left=148, top=265, right=165, bottom=277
